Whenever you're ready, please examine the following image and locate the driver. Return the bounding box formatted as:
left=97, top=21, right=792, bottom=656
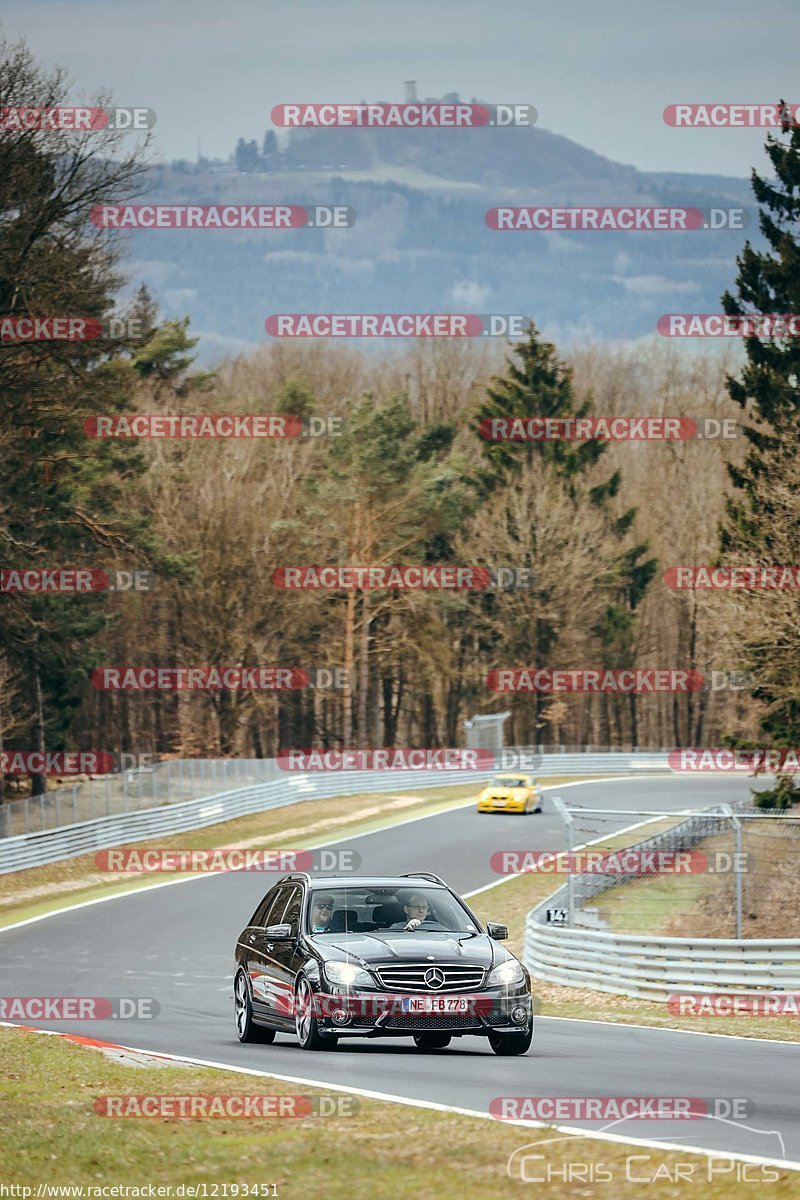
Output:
left=390, top=891, right=442, bottom=931
left=310, top=895, right=335, bottom=933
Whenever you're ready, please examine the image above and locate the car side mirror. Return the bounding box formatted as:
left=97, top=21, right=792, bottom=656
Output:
left=264, top=923, right=294, bottom=941
left=486, top=922, right=508, bottom=941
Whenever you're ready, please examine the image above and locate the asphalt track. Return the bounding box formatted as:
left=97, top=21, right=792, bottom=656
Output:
left=2, top=776, right=799, bottom=1167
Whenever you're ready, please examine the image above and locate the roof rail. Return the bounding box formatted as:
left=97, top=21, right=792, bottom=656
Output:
left=282, top=872, right=312, bottom=884
left=398, top=872, right=447, bottom=886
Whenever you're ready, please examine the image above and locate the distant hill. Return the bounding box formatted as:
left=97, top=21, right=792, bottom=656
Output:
left=125, top=108, right=760, bottom=362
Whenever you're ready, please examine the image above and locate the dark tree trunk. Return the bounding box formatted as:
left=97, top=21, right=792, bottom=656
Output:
left=29, top=654, right=47, bottom=797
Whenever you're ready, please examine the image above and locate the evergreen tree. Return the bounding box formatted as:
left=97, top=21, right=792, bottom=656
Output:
left=473, top=327, right=657, bottom=743
left=474, top=325, right=609, bottom=493
left=0, top=37, right=153, bottom=791
left=262, top=130, right=279, bottom=165
left=720, top=116, right=800, bottom=784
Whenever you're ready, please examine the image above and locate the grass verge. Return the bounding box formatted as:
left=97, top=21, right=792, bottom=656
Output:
left=598, top=822, right=800, bottom=940
left=1, top=1026, right=795, bottom=1195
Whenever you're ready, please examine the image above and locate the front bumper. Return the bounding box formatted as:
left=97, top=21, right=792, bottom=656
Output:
left=312, top=987, right=533, bottom=1037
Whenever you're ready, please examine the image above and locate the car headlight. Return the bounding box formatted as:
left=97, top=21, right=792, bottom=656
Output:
left=488, top=959, right=525, bottom=987
left=324, top=961, right=374, bottom=988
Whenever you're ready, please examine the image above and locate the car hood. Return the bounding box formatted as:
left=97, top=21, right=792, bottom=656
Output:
left=311, top=931, right=505, bottom=967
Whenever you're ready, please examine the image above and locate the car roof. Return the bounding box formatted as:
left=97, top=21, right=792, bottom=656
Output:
left=494, top=772, right=530, bottom=779
left=293, top=875, right=450, bottom=890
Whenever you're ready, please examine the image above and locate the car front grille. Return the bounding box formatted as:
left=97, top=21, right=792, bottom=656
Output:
left=374, top=964, right=486, bottom=992
left=384, top=1012, right=481, bottom=1030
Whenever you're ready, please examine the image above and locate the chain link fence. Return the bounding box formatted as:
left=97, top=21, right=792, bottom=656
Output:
left=547, top=800, right=800, bottom=940
left=0, top=758, right=285, bottom=837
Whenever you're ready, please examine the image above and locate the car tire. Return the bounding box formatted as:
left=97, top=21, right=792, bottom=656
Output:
left=295, top=975, right=338, bottom=1050
left=488, top=1023, right=533, bottom=1056
left=234, top=970, right=275, bottom=1044
left=413, top=1033, right=452, bottom=1050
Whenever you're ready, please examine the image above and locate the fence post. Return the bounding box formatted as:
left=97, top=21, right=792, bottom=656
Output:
left=550, top=795, right=574, bottom=926
left=719, top=804, right=743, bottom=939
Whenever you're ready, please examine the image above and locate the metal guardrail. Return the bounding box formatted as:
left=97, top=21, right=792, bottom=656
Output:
left=0, top=751, right=671, bottom=875
left=523, top=924, right=800, bottom=1001
left=524, top=803, right=800, bottom=1000
left=0, top=747, right=674, bottom=837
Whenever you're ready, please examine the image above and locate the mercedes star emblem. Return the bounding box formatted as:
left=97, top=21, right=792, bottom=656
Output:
left=424, top=967, right=446, bottom=989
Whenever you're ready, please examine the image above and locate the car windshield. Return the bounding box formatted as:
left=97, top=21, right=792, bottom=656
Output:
left=490, top=775, right=527, bottom=787
left=307, top=886, right=480, bottom=935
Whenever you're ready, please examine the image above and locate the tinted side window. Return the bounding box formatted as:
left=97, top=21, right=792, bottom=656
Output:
left=252, top=887, right=285, bottom=928
left=280, top=886, right=303, bottom=935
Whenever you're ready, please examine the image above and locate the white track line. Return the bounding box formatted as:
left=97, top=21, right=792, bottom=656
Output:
left=537, top=1013, right=800, bottom=1046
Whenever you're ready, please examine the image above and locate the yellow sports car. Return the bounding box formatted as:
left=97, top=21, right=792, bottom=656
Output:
left=477, top=773, right=542, bottom=815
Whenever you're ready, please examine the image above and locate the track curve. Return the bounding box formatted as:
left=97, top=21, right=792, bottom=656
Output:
left=2, top=776, right=798, bottom=1165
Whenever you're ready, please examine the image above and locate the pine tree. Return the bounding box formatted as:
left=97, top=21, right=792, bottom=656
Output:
left=474, top=325, right=608, bottom=493
left=719, top=117, right=800, bottom=786
left=473, top=327, right=657, bottom=744
left=0, top=37, right=154, bottom=792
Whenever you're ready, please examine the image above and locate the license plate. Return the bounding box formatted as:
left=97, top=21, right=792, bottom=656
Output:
left=401, top=996, right=469, bottom=1013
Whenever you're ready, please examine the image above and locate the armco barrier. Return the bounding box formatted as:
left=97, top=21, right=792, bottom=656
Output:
left=523, top=923, right=800, bottom=1001
left=523, top=804, right=799, bottom=999
left=0, top=751, right=671, bottom=874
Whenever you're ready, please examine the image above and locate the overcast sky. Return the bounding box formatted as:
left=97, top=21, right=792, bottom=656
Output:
left=5, top=0, right=797, bottom=177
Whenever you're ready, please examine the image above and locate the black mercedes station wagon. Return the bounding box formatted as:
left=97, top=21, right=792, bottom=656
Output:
left=233, top=872, right=534, bottom=1054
